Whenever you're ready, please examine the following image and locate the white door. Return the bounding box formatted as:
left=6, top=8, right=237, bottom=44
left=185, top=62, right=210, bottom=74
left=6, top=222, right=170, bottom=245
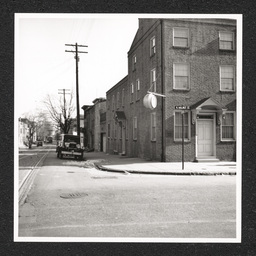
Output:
left=197, top=120, right=213, bottom=157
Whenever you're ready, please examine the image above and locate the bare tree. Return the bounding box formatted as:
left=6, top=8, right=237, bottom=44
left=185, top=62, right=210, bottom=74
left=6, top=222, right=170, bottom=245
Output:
left=43, top=91, right=75, bottom=134
left=23, top=112, right=49, bottom=149
left=36, top=112, right=53, bottom=140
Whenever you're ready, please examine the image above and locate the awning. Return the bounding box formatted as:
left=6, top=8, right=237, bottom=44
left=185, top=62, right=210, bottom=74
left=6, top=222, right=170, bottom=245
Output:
left=115, top=111, right=126, bottom=122
left=190, top=97, right=227, bottom=124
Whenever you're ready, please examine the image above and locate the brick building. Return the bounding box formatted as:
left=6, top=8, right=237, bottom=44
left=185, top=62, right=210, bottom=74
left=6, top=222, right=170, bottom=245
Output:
left=82, top=98, right=107, bottom=152
left=107, top=18, right=237, bottom=162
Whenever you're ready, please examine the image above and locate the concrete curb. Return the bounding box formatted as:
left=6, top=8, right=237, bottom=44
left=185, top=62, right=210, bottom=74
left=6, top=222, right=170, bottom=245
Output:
left=94, top=163, right=236, bottom=176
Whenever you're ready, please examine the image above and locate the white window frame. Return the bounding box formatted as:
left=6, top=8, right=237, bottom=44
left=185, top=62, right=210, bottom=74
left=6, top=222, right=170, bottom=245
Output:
left=130, top=83, right=134, bottom=103
left=111, top=120, right=114, bottom=138
left=173, top=27, right=189, bottom=48
left=174, top=111, right=191, bottom=141
left=122, top=88, right=125, bottom=107
left=117, top=92, right=120, bottom=109
left=136, top=79, right=140, bottom=101
left=133, top=116, right=137, bottom=140
left=219, top=31, right=235, bottom=50
left=132, top=54, right=137, bottom=71
left=173, top=63, right=190, bottom=90
left=150, top=36, right=156, bottom=56
left=221, top=111, right=236, bottom=141
left=151, top=112, right=156, bottom=141
left=114, top=121, right=117, bottom=139
left=150, top=68, right=156, bottom=92
left=220, top=65, right=235, bottom=92
left=112, top=95, right=115, bottom=111
left=125, top=120, right=129, bottom=140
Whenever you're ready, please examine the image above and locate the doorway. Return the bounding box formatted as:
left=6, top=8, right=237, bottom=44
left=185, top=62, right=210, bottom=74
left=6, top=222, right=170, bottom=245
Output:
left=197, top=119, right=214, bottom=157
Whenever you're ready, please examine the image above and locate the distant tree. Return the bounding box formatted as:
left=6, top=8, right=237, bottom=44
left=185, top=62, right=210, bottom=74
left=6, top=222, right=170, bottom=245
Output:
left=23, top=112, right=49, bottom=149
left=43, top=91, right=75, bottom=134
left=35, top=112, right=53, bottom=141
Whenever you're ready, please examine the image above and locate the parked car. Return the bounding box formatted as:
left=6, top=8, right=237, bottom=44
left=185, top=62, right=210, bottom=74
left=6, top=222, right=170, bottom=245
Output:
left=36, top=141, right=43, bottom=147
left=56, top=134, right=84, bottom=160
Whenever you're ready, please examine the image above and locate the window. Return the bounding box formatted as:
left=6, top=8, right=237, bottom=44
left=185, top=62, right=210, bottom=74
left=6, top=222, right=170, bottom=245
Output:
left=150, top=36, right=156, bottom=56
left=130, top=83, right=134, bottom=103
left=132, top=55, right=137, bottom=71
left=173, top=63, right=190, bottom=90
left=114, top=122, right=117, bottom=139
left=173, top=28, right=189, bottom=47
left=112, top=95, right=115, bottom=111
left=108, top=123, right=110, bottom=138
left=126, top=120, right=129, bottom=140
left=133, top=117, right=137, bottom=140
left=151, top=112, right=156, bottom=141
left=117, top=92, right=120, bottom=109
left=220, top=65, right=235, bottom=91
left=174, top=111, right=190, bottom=141
left=107, top=97, right=110, bottom=110
left=122, top=88, right=125, bottom=107
left=136, top=79, right=140, bottom=100
left=111, top=121, right=114, bottom=138
left=219, top=31, right=234, bottom=50
left=150, top=68, right=156, bottom=92
left=221, top=112, right=235, bottom=141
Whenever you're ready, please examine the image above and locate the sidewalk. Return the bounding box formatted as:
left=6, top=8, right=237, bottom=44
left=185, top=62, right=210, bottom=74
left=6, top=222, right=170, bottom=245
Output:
left=87, top=152, right=237, bottom=176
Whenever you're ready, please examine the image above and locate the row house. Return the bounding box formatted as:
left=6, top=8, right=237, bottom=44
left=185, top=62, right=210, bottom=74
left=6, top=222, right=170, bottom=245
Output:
left=82, top=97, right=107, bottom=152
left=18, top=118, right=37, bottom=147
left=106, top=18, right=237, bottom=162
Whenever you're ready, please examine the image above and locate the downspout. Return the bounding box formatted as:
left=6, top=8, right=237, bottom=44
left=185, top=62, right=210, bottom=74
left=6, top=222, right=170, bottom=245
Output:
left=161, top=19, right=166, bottom=162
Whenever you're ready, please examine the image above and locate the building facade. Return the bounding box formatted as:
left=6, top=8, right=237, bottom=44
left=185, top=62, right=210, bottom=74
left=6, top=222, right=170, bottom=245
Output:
left=18, top=118, right=37, bottom=147
left=82, top=98, right=107, bottom=152
left=106, top=18, right=237, bottom=162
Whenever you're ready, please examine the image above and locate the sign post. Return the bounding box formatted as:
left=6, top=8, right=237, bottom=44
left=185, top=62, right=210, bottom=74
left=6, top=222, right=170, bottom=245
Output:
left=182, top=111, right=184, bottom=170
left=175, top=106, right=190, bottom=170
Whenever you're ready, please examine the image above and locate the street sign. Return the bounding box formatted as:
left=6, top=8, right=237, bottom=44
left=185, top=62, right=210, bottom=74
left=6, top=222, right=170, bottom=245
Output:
left=174, top=105, right=190, bottom=170
left=175, top=105, right=190, bottom=110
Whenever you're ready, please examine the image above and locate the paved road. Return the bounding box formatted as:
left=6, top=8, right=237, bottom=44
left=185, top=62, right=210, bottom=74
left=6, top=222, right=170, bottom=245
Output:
left=18, top=147, right=236, bottom=240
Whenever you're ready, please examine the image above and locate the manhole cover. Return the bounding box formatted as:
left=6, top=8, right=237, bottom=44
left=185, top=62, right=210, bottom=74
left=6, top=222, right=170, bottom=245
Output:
left=91, top=176, right=117, bottom=179
left=67, top=171, right=75, bottom=173
left=60, top=192, right=88, bottom=199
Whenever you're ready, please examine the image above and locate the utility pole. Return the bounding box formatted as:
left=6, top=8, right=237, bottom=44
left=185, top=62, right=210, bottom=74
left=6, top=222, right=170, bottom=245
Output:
left=65, top=43, right=88, bottom=139
left=58, top=89, right=70, bottom=134
left=58, top=89, right=70, bottom=115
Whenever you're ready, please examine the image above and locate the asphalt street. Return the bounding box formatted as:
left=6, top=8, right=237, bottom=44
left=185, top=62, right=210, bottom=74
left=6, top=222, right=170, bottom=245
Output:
left=18, top=145, right=237, bottom=240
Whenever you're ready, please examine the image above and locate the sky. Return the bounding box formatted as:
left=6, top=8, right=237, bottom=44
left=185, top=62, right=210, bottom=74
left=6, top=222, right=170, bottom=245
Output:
left=15, top=14, right=139, bottom=117
left=15, top=13, right=242, bottom=118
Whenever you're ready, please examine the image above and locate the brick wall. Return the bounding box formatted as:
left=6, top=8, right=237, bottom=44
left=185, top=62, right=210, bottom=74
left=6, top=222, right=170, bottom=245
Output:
left=163, top=19, right=236, bottom=161
left=106, top=18, right=236, bottom=162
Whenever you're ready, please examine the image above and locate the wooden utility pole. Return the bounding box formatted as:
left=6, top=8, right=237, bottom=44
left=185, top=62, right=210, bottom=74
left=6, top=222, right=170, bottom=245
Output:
left=65, top=43, right=88, bottom=138
left=58, top=89, right=70, bottom=116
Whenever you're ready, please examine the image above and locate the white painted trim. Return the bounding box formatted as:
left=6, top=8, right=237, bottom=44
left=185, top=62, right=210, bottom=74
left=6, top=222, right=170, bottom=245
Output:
left=173, top=27, right=190, bottom=48
left=173, top=62, right=190, bottom=90
left=196, top=113, right=216, bottom=158
left=220, top=111, right=236, bottom=141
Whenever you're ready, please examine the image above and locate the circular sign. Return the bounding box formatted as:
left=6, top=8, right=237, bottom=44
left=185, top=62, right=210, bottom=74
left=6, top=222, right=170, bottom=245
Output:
left=143, top=93, right=157, bottom=109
